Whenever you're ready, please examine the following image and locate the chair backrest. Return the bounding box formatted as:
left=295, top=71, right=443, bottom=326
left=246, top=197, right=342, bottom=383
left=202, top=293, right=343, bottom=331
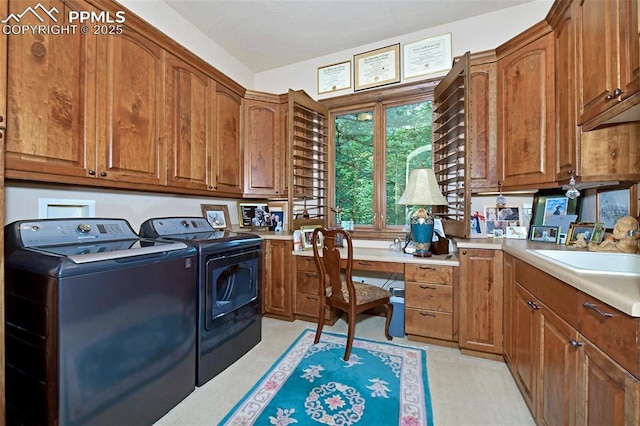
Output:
left=311, top=227, right=355, bottom=304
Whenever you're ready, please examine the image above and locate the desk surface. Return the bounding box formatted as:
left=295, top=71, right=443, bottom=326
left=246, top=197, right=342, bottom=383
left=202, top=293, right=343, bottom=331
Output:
left=292, top=246, right=459, bottom=266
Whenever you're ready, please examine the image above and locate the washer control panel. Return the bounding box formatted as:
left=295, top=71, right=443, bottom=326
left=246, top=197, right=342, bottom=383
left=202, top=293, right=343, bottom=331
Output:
left=18, top=219, right=137, bottom=247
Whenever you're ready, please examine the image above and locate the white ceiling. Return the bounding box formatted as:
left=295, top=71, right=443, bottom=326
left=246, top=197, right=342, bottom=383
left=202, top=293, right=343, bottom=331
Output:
left=161, top=0, right=536, bottom=73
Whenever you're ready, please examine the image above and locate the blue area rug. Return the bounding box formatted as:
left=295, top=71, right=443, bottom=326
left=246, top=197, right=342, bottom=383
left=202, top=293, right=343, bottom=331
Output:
left=220, top=329, right=434, bottom=425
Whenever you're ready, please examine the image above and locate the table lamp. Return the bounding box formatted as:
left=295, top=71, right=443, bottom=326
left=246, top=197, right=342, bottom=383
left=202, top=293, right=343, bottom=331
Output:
left=397, top=168, right=448, bottom=257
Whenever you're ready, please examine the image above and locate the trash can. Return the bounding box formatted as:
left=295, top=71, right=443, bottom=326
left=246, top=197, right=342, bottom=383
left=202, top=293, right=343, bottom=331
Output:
left=389, top=288, right=405, bottom=338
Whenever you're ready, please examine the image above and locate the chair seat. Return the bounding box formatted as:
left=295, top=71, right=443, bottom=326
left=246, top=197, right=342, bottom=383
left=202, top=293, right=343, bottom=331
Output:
left=328, top=282, right=391, bottom=305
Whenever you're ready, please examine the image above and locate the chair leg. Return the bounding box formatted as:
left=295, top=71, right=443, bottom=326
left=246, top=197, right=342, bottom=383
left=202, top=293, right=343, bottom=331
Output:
left=384, top=303, right=393, bottom=341
left=344, top=311, right=356, bottom=361
left=314, top=298, right=326, bottom=344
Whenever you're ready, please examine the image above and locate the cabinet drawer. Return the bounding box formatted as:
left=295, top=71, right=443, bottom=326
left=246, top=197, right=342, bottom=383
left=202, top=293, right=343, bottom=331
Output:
left=578, top=292, right=639, bottom=377
left=297, top=256, right=317, bottom=272
left=405, top=264, right=453, bottom=284
left=405, top=307, right=453, bottom=341
left=351, top=259, right=404, bottom=274
left=405, top=281, right=452, bottom=312
left=297, top=270, right=320, bottom=295
left=296, top=292, right=336, bottom=321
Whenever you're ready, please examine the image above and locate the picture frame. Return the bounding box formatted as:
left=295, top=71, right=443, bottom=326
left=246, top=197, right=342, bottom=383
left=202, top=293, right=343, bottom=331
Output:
left=470, top=210, right=487, bottom=238
left=505, top=226, right=528, bottom=239
left=492, top=229, right=504, bottom=239
left=403, top=32, right=452, bottom=79
left=317, top=60, right=351, bottom=94
left=596, top=185, right=637, bottom=229
left=484, top=206, right=521, bottom=236
left=542, top=197, right=569, bottom=224
left=200, top=204, right=231, bottom=230
left=531, top=189, right=581, bottom=228
left=590, top=222, right=606, bottom=245
left=238, top=203, right=271, bottom=228
left=354, top=44, right=400, bottom=91
left=566, top=222, right=598, bottom=246
left=300, top=225, right=323, bottom=250
left=530, top=225, right=560, bottom=243
left=267, top=201, right=288, bottom=232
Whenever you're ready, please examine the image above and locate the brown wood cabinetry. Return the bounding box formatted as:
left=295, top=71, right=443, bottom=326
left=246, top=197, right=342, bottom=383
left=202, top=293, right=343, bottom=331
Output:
left=263, top=240, right=294, bottom=320
left=505, top=256, right=640, bottom=424
left=295, top=256, right=340, bottom=323
left=405, top=264, right=457, bottom=344
left=576, top=0, right=639, bottom=130
left=243, top=92, right=286, bottom=197
left=165, top=54, right=212, bottom=191
left=458, top=249, right=503, bottom=356
left=497, top=25, right=556, bottom=189
left=212, top=84, right=243, bottom=195
left=5, top=2, right=167, bottom=187
left=469, top=51, right=499, bottom=193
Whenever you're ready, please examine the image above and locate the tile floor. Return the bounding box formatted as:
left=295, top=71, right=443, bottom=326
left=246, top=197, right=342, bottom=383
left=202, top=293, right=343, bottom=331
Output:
left=155, top=315, right=535, bottom=425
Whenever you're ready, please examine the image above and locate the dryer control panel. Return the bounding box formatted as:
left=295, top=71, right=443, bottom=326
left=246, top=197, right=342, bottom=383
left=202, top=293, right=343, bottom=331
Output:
left=16, top=218, right=138, bottom=247
left=142, top=217, right=214, bottom=236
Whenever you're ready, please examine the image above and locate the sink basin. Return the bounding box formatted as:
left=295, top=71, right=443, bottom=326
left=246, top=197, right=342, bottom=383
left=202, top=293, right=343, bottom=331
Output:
left=530, top=250, right=640, bottom=277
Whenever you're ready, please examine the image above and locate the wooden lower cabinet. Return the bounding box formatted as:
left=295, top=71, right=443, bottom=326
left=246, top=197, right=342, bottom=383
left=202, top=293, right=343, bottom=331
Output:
left=405, top=264, right=457, bottom=343
left=504, top=255, right=640, bottom=425
left=458, top=248, right=503, bottom=355
left=294, top=256, right=340, bottom=324
left=262, top=240, right=294, bottom=320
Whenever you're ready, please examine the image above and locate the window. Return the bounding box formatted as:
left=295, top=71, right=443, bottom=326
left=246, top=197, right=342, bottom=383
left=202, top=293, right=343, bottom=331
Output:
left=331, top=92, right=434, bottom=235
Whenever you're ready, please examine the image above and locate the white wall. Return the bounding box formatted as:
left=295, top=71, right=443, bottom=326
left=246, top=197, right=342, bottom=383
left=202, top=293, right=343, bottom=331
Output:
left=256, top=1, right=554, bottom=97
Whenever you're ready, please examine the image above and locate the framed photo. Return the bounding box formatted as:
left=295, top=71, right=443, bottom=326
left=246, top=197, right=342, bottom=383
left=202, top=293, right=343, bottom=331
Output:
left=531, top=189, right=581, bottom=228
left=354, top=44, right=400, bottom=91
left=596, top=186, right=637, bottom=229
left=317, top=60, right=351, bottom=94
left=267, top=201, right=288, bottom=232
left=403, top=33, right=452, bottom=79
left=300, top=225, right=322, bottom=250
left=484, top=206, right=521, bottom=236
left=505, top=226, right=528, bottom=239
left=590, top=222, right=606, bottom=245
left=542, top=197, right=569, bottom=224
left=566, top=222, right=598, bottom=246
left=492, top=229, right=504, bottom=239
left=238, top=203, right=271, bottom=228
left=200, top=204, right=231, bottom=230
left=470, top=210, right=487, bottom=238
left=530, top=225, right=561, bottom=243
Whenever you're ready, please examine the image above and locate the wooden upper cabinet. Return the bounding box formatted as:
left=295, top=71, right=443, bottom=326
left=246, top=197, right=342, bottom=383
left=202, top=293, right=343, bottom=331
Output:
left=212, top=84, right=243, bottom=194
left=469, top=51, right=499, bottom=193
left=243, top=92, right=284, bottom=197
left=5, top=0, right=95, bottom=179
left=497, top=26, right=556, bottom=189
left=95, top=26, right=166, bottom=186
left=553, top=0, right=581, bottom=182
left=577, top=0, right=640, bottom=129
left=165, top=54, right=212, bottom=191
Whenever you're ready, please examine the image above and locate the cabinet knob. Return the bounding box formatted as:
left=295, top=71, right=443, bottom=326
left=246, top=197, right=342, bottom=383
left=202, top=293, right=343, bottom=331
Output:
left=605, top=88, right=624, bottom=100
left=462, top=250, right=467, bottom=255
left=569, top=339, right=584, bottom=348
left=100, top=171, right=107, bottom=177
left=88, top=170, right=96, bottom=176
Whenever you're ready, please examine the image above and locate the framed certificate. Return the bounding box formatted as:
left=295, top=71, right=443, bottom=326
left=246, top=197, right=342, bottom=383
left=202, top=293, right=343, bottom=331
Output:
left=403, top=33, right=452, bottom=79
left=317, top=61, right=351, bottom=94
left=354, top=44, right=400, bottom=91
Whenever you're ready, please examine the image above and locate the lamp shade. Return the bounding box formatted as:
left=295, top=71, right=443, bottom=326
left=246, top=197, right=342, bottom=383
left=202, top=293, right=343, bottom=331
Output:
left=397, top=169, right=448, bottom=206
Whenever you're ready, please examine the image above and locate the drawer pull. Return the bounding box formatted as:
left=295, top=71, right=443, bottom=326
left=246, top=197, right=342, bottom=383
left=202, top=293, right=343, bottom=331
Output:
left=583, top=302, right=613, bottom=318
left=306, top=296, right=318, bottom=301
left=419, top=266, right=436, bottom=270
left=306, top=272, right=318, bottom=278
left=357, top=261, right=372, bottom=266
left=419, top=312, right=437, bottom=318
left=527, top=300, right=540, bottom=310
left=569, top=339, right=584, bottom=348
left=419, top=285, right=437, bottom=290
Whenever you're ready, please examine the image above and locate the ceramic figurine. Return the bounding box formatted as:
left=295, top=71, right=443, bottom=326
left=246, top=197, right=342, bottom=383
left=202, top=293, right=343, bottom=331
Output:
left=588, top=216, right=640, bottom=254
left=573, top=233, right=588, bottom=248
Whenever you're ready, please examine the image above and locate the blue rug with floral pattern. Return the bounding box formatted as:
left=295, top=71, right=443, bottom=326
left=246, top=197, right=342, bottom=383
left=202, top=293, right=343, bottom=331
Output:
left=220, top=329, right=434, bottom=425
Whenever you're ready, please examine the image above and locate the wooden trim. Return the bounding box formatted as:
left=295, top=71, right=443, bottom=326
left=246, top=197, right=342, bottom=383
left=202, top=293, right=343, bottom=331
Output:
left=495, top=20, right=553, bottom=58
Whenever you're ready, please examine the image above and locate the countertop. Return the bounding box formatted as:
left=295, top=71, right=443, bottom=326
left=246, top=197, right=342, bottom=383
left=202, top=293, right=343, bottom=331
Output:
left=252, top=229, right=640, bottom=317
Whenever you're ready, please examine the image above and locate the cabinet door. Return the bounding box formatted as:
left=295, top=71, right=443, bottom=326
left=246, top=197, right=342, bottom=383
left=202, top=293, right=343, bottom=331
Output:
left=5, top=0, right=96, bottom=179
left=165, top=55, right=212, bottom=191
left=577, top=0, right=640, bottom=125
left=498, top=32, right=556, bottom=188
left=555, top=0, right=581, bottom=181
left=212, top=84, right=243, bottom=194
left=539, top=304, right=580, bottom=426
left=503, top=253, right=515, bottom=366
left=263, top=240, right=293, bottom=318
left=577, top=338, right=640, bottom=426
left=458, top=249, right=503, bottom=354
left=243, top=98, right=283, bottom=197
left=513, top=284, right=541, bottom=417
left=96, top=26, right=166, bottom=185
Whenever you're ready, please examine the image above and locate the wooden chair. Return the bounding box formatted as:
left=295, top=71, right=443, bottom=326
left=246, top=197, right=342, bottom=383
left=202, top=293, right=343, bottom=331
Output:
left=311, top=227, right=393, bottom=360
